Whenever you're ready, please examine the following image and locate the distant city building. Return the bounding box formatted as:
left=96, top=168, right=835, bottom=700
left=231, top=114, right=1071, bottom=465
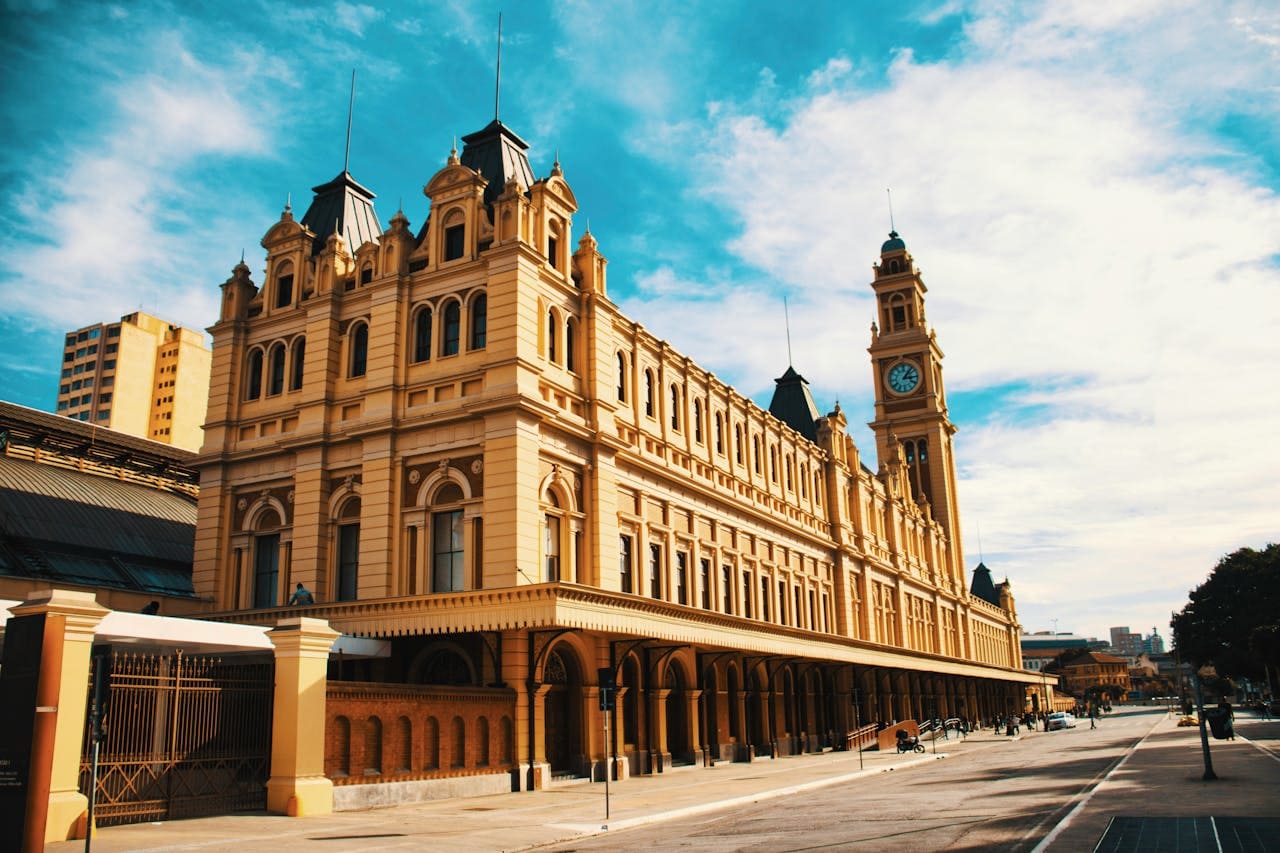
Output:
left=1107, top=625, right=1164, bottom=659
left=55, top=311, right=211, bottom=451
left=1020, top=631, right=1098, bottom=672
left=1057, top=651, right=1131, bottom=698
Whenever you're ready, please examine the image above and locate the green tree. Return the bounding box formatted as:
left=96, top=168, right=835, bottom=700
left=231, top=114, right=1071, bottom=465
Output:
left=1172, top=544, right=1280, bottom=693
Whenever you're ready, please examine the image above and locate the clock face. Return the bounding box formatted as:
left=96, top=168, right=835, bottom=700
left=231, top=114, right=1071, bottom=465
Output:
left=887, top=361, right=920, bottom=394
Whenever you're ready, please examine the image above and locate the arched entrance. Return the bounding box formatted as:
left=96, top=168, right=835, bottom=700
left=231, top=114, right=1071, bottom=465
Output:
left=543, top=648, right=580, bottom=775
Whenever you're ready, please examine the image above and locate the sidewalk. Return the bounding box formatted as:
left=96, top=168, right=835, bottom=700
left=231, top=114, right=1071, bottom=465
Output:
left=52, top=716, right=1278, bottom=853
left=47, top=727, right=1006, bottom=853
left=1041, top=715, right=1280, bottom=851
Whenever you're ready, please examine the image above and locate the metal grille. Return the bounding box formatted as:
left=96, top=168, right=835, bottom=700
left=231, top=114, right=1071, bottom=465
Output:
left=79, top=650, right=273, bottom=826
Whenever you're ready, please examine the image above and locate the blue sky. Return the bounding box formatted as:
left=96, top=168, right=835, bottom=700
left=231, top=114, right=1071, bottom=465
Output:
left=2, top=0, right=1278, bottom=643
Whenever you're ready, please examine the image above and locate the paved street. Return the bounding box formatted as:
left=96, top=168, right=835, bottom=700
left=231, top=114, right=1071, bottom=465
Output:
left=48, top=707, right=1280, bottom=852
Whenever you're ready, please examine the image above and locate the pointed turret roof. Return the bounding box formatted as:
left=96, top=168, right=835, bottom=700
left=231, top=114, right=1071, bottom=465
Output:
left=299, top=170, right=382, bottom=254
left=459, top=119, right=536, bottom=207
left=768, top=366, right=822, bottom=443
left=970, top=562, right=1001, bottom=606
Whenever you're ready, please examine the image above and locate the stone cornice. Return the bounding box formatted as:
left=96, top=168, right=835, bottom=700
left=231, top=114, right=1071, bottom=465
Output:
left=205, top=584, right=1039, bottom=683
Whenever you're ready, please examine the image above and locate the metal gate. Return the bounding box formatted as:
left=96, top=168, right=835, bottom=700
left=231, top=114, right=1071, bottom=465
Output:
left=79, top=650, right=273, bottom=826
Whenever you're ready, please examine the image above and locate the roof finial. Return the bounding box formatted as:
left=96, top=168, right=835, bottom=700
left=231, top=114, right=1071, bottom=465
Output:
left=344, top=68, right=356, bottom=173
left=493, top=12, right=503, bottom=122
left=285, top=191, right=291, bottom=213
left=240, top=248, right=245, bottom=264
left=783, top=294, right=794, bottom=368
left=886, top=187, right=897, bottom=237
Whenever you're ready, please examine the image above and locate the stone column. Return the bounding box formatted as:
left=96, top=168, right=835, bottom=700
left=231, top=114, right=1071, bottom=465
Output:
left=6, top=589, right=107, bottom=847
left=265, top=617, right=339, bottom=816
left=649, top=689, right=672, bottom=772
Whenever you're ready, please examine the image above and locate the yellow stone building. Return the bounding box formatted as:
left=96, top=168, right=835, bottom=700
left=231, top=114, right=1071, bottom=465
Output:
left=56, top=311, right=212, bottom=452
left=194, top=115, right=1036, bottom=796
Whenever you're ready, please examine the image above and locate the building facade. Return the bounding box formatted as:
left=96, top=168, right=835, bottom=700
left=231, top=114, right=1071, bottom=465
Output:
left=193, top=116, right=1036, bottom=795
left=56, top=311, right=211, bottom=451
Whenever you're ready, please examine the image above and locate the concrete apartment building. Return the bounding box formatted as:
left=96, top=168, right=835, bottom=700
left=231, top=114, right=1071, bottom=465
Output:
left=189, top=109, right=1039, bottom=810
left=56, top=311, right=211, bottom=451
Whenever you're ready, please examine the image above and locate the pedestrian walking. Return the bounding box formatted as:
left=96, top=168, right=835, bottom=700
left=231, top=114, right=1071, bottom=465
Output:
left=1089, top=710, right=1097, bottom=729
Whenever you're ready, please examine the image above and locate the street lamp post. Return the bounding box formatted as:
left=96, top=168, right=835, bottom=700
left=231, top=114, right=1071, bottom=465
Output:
left=1192, top=670, right=1217, bottom=781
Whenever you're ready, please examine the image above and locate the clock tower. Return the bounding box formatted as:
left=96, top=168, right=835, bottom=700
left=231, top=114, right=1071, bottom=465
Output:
left=867, top=231, right=965, bottom=564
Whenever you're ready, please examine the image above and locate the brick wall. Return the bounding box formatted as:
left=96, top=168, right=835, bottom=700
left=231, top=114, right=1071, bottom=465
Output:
left=326, top=681, right=517, bottom=785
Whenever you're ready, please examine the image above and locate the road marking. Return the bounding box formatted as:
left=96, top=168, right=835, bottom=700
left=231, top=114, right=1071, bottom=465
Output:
left=1210, top=815, right=1224, bottom=852
left=1028, top=716, right=1162, bottom=853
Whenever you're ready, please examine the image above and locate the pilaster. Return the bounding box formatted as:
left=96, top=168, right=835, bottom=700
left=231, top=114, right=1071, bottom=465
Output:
left=265, top=617, right=339, bottom=816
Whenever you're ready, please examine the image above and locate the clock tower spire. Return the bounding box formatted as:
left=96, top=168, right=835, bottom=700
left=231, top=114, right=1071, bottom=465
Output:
left=867, top=231, right=965, bottom=578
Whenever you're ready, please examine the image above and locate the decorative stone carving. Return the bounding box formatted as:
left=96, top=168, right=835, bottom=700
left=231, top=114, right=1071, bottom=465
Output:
left=287, top=490, right=295, bottom=504
left=408, top=469, right=422, bottom=485
left=237, top=497, right=248, bottom=511
left=470, top=459, right=483, bottom=475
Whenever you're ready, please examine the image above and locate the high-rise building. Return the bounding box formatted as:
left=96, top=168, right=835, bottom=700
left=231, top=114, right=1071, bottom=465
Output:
left=55, top=311, right=211, bottom=451
left=194, top=113, right=1036, bottom=800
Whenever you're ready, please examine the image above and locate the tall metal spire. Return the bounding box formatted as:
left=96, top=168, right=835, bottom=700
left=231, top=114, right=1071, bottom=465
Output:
left=494, top=13, right=503, bottom=121
left=344, top=68, right=356, bottom=173
left=783, top=294, right=794, bottom=367
left=886, top=187, right=896, bottom=234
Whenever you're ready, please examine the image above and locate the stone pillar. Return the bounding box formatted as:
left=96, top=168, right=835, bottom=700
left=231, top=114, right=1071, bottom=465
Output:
left=5, top=589, right=107, bottom=847
left=265, top=617, right=339, bottom=816
left=649, top=688, right=672, bottom=772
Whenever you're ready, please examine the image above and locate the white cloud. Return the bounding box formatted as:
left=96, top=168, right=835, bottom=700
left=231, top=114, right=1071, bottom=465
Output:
left=334, top=2, right=381, bottom=38
left=1, top=29, right=277, bottom=337
left=630, top=2, right=1280, bottom=640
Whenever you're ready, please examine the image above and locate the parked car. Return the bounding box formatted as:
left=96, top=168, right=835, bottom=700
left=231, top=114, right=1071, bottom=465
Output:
left=1046, top=711, right=1077, bottom=731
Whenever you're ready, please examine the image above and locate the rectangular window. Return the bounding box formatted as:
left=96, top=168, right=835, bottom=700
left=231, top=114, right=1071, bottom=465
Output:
left=761, top=576, right=770, bottom=622
left=61, top=368, right=71, bottom=378
left=73, top=364, right=84, bottom=374
left=59, top=384, right=69, bottom=394
left=101, top=376, right=113, bottom=387
left=444, top=224, right=465, bottom=261
left=104, top=359, right=116, bottom=370
left=65, top=335, right=75, bottom=347
left=619, top=535, right=633, bottom=594
left=253, top=533, right=280, bottom=608
left=107, top=326, right=119, bottom=337
left=75, top=348, right=85, bottom=358
left=97, top=410, right=110, bottom=421
left=700, top=559, right=711, bottom=609
left=83, top=377, right=93, bottom=387
left=71, top=380, right=82, bottom=390
left=779, top=580, right=788, bottom=625
left=106, top=343, right=117, bottom=354
left=742, top=572, right=752, bottom=619
left=649, top=543, right=662, bottom=598
left=88, top=328, right=100, bottom=339
left=57, top=401, right=68, bottom=411
left=337, top=523, right=360, bottom=601
left=63, top=352, right=73, bottom=363
left=721, top=565, right=732, bottom=613
left=676, top=552, right=688, bottom=605
left=86, top=344, right=98, bottom=355
left=432, top=510, right=465, bottom=592
left=100, top=393, right=111, bottom=403
left=545, top=515, right=561, bottom=581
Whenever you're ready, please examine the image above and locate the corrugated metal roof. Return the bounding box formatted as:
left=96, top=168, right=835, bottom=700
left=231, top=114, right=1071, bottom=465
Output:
left=0, top=454, right=195, bottom=596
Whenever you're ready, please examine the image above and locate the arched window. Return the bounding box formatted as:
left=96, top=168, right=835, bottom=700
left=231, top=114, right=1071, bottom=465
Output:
left=800, top=462, right=808, bottom=498
left=644, top=370, right=655, bottom=417
left=735, top=424, right=743, bottom=464
left=252, top=506, right=281, bottom=608
left=349, top=323, right=368, bottom=378
left=547, top=222, right=561, bottom=271
left=770, top=446, right=778, bottom=482
left=785, top=455, right=794, bottom=490
left=431, top=481, right=465, bottom=592
left=423, top=717, right=440, bottom=769
left=752, top=435, right=761, bottom=473
left=360, top=262, right=373, bottom=285
left=693, top=399, right=703, bottom=443
left=267, top=343, right=285, bottom=396
left=469, top=293, right=487, bottom=350
left=274, top=262, right=294, bottom=309
left=670, top=385, right=681, bottom=430
left=450, top=716, right=466, bottom=768
left=442, top=302, right=461, bottom=356
left=335, top=497, right=360, bottom=602
left=546, top=310, right=558, bottom=363
left=414, top=306, right=433, bottom=362
left=364, top=716, right=382, bottom=774
left=564, top=317, right=576, bottom=372
left=289, top=338, right=306, bottom=391
left=245, top=348, right=263, bottom=401
left=616, top=353, right=627, bottom=402
left=714, top=412, right=723, bottom=454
